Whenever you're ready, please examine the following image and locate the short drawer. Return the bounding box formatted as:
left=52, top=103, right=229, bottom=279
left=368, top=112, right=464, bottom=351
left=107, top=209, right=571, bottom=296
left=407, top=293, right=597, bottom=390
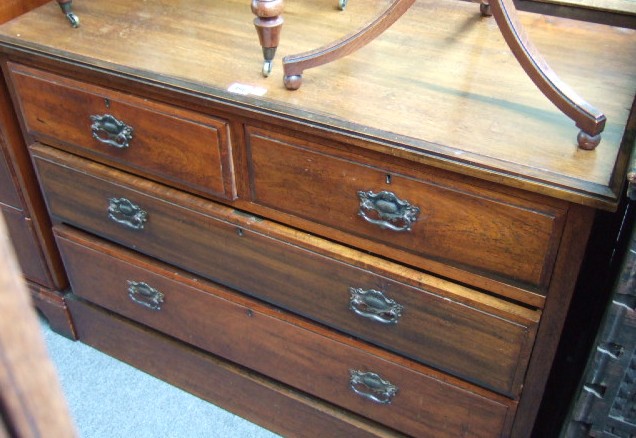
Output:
left=55, top=225, right=516, bottom=437
left=245, top=127, right=567, bottom=295
left=7, top=63, right=235, bottom=200
left=32, top=144, right=539, bottom=397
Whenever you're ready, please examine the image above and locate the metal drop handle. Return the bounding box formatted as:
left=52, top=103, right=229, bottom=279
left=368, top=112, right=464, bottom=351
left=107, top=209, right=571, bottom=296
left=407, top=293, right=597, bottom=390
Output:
left=108, top=197, right=148, bottom=230
left=349, top=287, right=403, bottom=324
left=128, top=281, right=164, bottom=311
left=90, top=114, right=134, bottom=148
left=357, top=190, right=420, bottom=232
left=349, top=370, right=398, bottom=404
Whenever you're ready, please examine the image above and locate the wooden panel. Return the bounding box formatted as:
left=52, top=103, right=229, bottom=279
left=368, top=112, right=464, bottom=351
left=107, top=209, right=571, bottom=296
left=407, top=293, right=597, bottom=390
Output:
left=1, top=205, right=51, bottom=287
left=246, top=127, right=566, bottom=291
left=0, top=210, right=76, bottom=438
left=8, top=63, right=236, bottom=200
left=68, top=297, right=406, bottom=438
left=0, top=0, right=634, bottom=208
left=34, top=144, right=539, bottom=396
left=0, top=0, right=48, bottom=24
left=57, top=227, right=515, bottom=437
left=0, top=147, right=20, bottom=208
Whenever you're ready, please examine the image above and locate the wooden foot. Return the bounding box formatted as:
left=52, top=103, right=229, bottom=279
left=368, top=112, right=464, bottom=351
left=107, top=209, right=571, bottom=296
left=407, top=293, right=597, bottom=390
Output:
left=282, top=0, right=415, bottom=90
left=57, top=0, right=79, bottom=27
left=577, top=130, right=602, bottom=150
left=252, top=0, right=284, bottom=77
left=29, top=283, right=76, bottom=340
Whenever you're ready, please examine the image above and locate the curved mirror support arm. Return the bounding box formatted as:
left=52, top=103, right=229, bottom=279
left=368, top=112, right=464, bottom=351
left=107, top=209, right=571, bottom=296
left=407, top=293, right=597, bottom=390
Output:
left=282, top=0, right=416, bottom=90
left=483, top=0, right=606, bottom=149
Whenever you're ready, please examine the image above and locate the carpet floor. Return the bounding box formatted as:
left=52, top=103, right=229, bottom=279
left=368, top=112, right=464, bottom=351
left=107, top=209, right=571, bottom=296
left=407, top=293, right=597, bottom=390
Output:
left=39, top=318, right=280, bottom=438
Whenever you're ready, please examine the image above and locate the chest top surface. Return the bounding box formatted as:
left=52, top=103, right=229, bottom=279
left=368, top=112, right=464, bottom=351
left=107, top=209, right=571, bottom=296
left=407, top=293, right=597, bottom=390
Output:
left=0, top=0, right=634, bottom=209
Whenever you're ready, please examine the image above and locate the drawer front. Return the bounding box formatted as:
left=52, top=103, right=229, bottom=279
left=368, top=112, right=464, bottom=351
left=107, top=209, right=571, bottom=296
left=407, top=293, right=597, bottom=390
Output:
left=32, top=144, right=538, bottom=397
left=7, top=63, right=235, bottom=200
left=55, top=225, right=515, bottom=437
left=0, top=151, right=21, bottom=208
left=245, top=127, right=566, bottom=292
left=1, top=206, right=51, bottom=286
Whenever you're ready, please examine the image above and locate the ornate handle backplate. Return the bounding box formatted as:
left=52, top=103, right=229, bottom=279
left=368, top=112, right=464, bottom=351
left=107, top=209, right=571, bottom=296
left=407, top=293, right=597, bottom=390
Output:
left=108, top=197, right=148, bottom=230
left=357, top=190, right=420, bottom=232
left=127, top=281, right=164, bottom=311
left=90, top=114, right=134, bottom=148
left=349, top=287, right=403, bottom=324
left=349, top=370, right=398, bottom=404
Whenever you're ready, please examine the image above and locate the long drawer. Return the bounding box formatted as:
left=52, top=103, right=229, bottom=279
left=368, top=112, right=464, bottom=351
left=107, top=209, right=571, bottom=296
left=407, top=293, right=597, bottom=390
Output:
left=31, top=144, right=540, bottom=397
left=7, top=63, right=235, bottom=200
left=55, top=225, right=516, bottom=437
left=245, top=126, right=567, bottom=298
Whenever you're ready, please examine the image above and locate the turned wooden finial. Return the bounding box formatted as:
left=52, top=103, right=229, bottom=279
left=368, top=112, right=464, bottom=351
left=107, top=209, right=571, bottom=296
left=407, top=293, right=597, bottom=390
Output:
left=251, top=0, right=284, bottom=77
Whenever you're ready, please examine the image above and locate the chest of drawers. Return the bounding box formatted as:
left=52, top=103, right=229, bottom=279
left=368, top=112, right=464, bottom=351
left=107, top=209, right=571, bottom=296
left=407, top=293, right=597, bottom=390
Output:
left=0, top=0, right=634, bottom=436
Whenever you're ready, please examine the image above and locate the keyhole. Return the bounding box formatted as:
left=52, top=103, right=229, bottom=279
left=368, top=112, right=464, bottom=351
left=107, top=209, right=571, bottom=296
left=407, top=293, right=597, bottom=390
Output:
left=104, top=98, right=111, bottom=109
left=386, top=174, right=392, bottom=184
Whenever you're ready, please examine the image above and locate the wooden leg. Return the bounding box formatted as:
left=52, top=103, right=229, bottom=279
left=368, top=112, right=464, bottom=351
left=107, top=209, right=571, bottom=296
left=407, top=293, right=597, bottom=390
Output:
left=282, top=0, right=415, bottom=90
left=57, top=0, right=79, bottom=27
left=252, top=0, right=284, bottom=77
left=486, top=0, right=606, bottom=149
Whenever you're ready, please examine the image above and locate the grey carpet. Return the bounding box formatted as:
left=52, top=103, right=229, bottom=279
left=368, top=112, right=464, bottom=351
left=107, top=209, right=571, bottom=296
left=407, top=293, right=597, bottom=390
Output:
left=39, top=318, right=280, bottom=438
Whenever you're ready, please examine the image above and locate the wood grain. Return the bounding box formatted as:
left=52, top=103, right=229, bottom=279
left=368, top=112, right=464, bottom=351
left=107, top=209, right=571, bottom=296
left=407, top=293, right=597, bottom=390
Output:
left=0, top=0, right=633, bottom=208
left=36, top=145, right=539, bottom=397
left=57, top=226, right=515, bottom=438
left=0, top=213, right=76, bottom=438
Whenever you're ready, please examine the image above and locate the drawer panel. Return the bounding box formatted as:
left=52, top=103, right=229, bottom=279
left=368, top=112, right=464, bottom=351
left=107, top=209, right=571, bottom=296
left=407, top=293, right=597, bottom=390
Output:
left=7, top=63, right=235, bottom=200
left=245, top=127, right=566, bottom=292
left=32, top=144, right=539, bottom=397
left=56, top=225, right=515, bottom=437
left=0, top=150, right=21, bottom=208
left=1, top=206, right=51, bottom=286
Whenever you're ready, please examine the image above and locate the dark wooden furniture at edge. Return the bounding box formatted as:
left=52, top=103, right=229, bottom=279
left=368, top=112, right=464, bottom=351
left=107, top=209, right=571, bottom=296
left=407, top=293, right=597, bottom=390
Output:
left=0, top=0, right=73, bottom=339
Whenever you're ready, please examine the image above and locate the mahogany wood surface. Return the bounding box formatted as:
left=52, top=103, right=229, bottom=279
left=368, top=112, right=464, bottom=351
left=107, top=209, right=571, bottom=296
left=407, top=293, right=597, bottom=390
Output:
left=67, top=297, right=406, bottom=438
left=0, top=0, right=48, bottom=23
left=0, top=213, right=76, bottom=438
left=8, top=63, right=237, bottom=200
left=1, top=2, right=634, bottom=436
left=35, top=145, right=538, bottom=397
left=55, top=226, right=515, bottom=438
left=0, top=0, right=70, bottom=337
left=0, top=0, right=633, bottom=209
left=246, top=126, right=566, bottom=291
left=1, top=205, right=51, bottom=286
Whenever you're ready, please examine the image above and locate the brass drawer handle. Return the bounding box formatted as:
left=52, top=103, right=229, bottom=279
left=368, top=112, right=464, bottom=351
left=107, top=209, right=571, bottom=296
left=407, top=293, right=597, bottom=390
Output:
left=108, top=197, right=148, bottom=230
left=357, top=190, right=420, bottom=232
left=90, top=114, right=134, bottom=149
left=349, top=370, right=398, bottom=404
left=349, top=287, right=403, bottom=324
left=127, top=281, right=164, bottom=311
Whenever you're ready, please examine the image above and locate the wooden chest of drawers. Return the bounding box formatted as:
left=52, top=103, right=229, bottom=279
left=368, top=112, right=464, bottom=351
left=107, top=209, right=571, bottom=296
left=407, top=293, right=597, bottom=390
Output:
left=0, top=0, right=634, bottom=436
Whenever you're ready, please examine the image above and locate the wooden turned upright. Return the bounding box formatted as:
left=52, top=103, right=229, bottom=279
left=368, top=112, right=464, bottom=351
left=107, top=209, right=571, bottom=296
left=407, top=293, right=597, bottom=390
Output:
left=251, top=0, right=284, bottom=77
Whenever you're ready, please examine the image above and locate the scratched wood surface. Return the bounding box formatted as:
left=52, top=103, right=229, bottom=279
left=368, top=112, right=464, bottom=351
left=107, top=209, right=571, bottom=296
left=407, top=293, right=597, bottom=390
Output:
left=0, top=0, right=634, bottom=208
